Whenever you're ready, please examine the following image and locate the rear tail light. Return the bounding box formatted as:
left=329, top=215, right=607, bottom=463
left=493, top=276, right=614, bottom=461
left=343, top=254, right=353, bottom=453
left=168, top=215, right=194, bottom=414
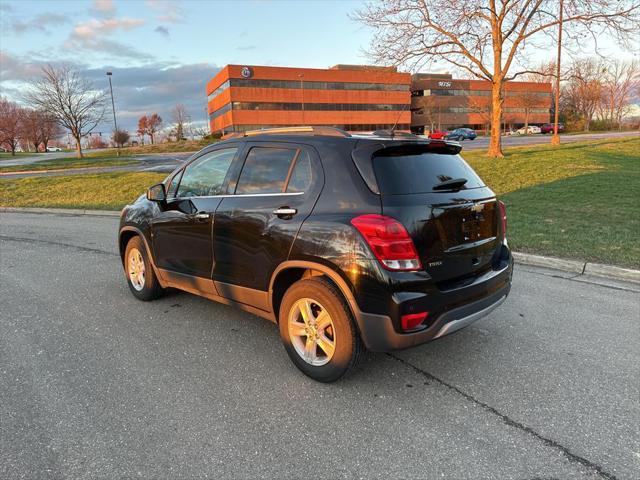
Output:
left=401, top=312, right=429, bottom=331
left=350, top=214, right=422, bottom=271
left=498, top=201, right=507, bottom=239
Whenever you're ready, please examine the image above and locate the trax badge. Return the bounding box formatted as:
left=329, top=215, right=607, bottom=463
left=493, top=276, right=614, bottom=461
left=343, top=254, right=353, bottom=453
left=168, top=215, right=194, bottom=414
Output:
left=428, top=261, right=443, bottom=267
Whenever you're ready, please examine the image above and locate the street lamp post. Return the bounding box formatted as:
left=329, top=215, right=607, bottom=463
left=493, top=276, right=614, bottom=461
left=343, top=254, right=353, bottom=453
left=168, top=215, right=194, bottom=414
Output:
left=106, top=71, right=120, bottom=156
left=551, top=0, right=563, bottom=146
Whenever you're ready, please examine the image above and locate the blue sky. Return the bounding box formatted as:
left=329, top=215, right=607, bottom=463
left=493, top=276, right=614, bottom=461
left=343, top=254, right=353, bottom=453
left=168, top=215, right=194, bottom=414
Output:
left=0, top=0, right=374, bottom=133
left=1, top=0, right=635, bottom=135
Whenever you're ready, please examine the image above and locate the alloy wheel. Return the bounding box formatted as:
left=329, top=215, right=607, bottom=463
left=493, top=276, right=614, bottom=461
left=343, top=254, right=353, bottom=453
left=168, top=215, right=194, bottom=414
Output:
left=128, top=247, right=145, bottom=291
left=288, top=298, right=336, bottom=366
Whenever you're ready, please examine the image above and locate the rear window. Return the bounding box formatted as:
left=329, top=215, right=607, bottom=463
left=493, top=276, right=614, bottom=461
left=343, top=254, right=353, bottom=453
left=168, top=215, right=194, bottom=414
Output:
left=373, top=152, right=485, bottom=195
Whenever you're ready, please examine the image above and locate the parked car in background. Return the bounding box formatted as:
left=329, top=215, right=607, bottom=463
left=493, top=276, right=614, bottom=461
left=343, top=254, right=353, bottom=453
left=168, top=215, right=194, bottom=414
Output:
left=540, top=123, right=565, bottom=134
left=46, top=146, right=63, bottom=152
left=515, top=125, right=541, bottom=135
left=118, top=126, right=513, bottom=382
left=446, top=128, right=477, bottom=141
left=427, top=129, right=448, bottom=140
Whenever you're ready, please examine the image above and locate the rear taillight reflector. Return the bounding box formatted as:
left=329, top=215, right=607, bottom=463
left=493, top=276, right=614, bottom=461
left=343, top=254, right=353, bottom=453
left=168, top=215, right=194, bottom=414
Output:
left=350, top=214, right=422, bottom=271
left=401, top=312, right=429, bottom=331
left=498, top=200, right=507, bottom=239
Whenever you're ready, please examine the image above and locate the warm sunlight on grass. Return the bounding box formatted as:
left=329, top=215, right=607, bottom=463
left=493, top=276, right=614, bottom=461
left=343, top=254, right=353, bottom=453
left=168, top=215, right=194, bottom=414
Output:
left=0, top=172, right=166, bottom=210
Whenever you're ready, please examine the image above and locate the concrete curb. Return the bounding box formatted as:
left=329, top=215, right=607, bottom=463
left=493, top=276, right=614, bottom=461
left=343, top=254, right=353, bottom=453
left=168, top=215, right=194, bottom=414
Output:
left=513, top=252, right=640, bottom=284
left=0, top=207, right=120, bottom=217
left=2, top=207, right=639, bottom=284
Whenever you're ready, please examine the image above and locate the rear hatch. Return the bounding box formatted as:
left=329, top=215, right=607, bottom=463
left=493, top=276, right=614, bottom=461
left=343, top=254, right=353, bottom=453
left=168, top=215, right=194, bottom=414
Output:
left=370, top=144, right=501, bottom=285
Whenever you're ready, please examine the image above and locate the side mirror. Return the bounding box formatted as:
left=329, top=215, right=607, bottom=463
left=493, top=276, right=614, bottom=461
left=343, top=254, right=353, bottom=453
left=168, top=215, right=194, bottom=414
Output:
left=146, top=183, right=166, bottom=202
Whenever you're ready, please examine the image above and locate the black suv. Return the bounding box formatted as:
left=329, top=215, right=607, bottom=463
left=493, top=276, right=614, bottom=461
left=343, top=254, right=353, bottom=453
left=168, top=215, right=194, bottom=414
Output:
left=119, top=127, right=512, bottom=382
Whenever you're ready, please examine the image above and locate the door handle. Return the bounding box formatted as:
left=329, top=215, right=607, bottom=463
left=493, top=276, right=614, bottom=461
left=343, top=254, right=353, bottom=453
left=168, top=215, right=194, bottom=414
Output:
left=273, top=207, right=297, bottom=216
left=194, top=212, right=211, bottom=221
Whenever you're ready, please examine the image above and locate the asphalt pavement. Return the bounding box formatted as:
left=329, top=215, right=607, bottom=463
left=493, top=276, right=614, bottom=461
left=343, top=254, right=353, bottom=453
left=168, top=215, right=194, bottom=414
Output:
left=460, top=130, right=639, bottom=150
left=1, top=212, right=638, bottom=479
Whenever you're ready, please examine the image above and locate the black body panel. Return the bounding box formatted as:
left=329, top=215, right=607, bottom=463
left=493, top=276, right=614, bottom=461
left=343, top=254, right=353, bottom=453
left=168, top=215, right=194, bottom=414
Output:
left=118, top=131, right=513, bottom=352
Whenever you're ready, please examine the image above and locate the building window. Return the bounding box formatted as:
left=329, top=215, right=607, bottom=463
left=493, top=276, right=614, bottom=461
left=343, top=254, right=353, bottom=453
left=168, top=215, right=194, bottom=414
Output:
left=227, top=102, right=407, bottom=112
left=421, top=88, right=551, bottom=98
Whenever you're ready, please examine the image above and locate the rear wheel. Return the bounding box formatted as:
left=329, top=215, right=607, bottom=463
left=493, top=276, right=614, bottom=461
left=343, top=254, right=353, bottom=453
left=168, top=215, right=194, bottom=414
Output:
left=278, top=277, right=363, bottom=382
left=124, top=236, right=164, bottom=301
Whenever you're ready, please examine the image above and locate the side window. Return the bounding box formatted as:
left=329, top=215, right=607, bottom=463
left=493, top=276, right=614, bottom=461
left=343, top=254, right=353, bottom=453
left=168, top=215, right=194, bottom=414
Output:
left=176, top=148, right=237, bottom=198
left=166, top=170, right=182, bottom=198
left=286, top=150, right=313, bottom=193
left=235, top=147, right=297, bottom=194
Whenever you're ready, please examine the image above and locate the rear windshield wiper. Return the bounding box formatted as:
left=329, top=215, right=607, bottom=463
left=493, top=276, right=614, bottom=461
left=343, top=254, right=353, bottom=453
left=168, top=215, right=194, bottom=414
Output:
left=432, top=177, right=468, bottom=191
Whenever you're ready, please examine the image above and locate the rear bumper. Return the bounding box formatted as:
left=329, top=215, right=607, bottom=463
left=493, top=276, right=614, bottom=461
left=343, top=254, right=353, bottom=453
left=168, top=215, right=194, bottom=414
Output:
left=353, top=261, right=512, bottom=352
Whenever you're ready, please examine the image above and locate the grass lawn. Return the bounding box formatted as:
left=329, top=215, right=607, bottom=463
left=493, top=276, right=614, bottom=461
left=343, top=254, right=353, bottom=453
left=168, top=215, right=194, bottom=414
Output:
left=0, top=137, right=638, bottom=267
left=0, top=172, right=166, bottom=210
left=464, top=137, right=639, bottom=268
left=87, top=139, right=212, bottom=158
left=0, top=156, right=138, bottom=173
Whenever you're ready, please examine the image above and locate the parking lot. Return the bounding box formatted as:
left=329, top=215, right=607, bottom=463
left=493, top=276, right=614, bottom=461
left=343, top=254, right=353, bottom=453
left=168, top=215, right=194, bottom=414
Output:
left=1, top=212, right=638, bottom=479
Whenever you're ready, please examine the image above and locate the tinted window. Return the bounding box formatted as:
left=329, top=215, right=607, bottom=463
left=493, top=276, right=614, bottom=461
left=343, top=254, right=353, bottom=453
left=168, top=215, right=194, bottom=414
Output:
left=236, top=147, right=297, bottom=194
left=176, top=148, right=236, bottom=198
left=287, top=150, right=313, bottom=193
left=373, top=152, right=485, bottom=194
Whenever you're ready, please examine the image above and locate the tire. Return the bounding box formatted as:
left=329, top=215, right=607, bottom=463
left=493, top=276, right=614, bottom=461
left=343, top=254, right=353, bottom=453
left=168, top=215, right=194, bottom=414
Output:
left=124, top=236, right=164, bottom=301
left=278, top=277, right=363, bottom=382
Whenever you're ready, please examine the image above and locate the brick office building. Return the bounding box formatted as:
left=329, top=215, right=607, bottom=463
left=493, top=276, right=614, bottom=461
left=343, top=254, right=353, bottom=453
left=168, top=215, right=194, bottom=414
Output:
left=206, top=66, right=551, bottom=135
left=206, top=64, right=411, bottom=135
left=410, top=73, right=552, bottom=133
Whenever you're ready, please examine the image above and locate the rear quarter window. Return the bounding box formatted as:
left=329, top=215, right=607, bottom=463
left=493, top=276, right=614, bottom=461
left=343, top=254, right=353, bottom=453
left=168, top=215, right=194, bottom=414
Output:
left=373, top=152, right=485, bottom=195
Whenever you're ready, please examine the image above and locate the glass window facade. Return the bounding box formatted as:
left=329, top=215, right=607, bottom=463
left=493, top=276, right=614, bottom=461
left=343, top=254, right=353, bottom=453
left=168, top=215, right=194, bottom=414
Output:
left=208, top=78, right=409, bottom=102
left=228, top=124, right=411, bottom=133
left=414, top=106, right=549, bottom=114
left=414, top=89, right=551, bottom=98
left=210, top=102, right=407, bottom=120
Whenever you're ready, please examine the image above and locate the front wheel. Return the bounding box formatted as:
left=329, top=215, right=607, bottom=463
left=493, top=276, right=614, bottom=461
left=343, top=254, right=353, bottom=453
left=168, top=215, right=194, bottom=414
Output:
left=124, top=236, right=164, bottom=301
left=279, top=277, right=363, bottom=382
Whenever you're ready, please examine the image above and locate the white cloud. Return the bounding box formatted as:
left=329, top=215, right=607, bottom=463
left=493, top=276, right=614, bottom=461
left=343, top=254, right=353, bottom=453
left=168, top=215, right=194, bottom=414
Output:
left=92, top=0, right=116, bottom=15
left=9, top=13, right=69, bottom=35
left=146, top=0, right=184, bottom=24
left=70, top=17, right=145, bottom=41
left=64, top=17, right=149, bottom=60
left=155, top=25, right=170, bottom=37
left=1, top=50, right=219, bottom=133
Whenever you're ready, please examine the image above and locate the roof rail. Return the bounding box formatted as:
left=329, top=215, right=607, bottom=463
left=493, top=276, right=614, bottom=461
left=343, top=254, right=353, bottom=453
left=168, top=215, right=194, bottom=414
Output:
left=222, top=126, right=351, bottom=140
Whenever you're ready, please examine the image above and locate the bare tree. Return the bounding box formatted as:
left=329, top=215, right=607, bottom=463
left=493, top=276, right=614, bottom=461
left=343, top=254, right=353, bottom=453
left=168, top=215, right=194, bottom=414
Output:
left=112, top=129, right=130, bottom=148
left=172, top=104, right=188, bottom=141
left=39, top=112, right=62, bottom=151
left=0, top=98, right=24, bottom=155
left=21, top=109, right=42, bottom=152
left=514, top=91, right=543, bottom=132
left=145, top=113, right=162, bottom=144
left=25, top=65, right=106, bottom=158
left=137, top=115, right=148, bottom=145
left=563, top=58, right=604, bottom=131
left=355, top=1, right=640, bottom=157
left=598, top=59, right=639, bottom=129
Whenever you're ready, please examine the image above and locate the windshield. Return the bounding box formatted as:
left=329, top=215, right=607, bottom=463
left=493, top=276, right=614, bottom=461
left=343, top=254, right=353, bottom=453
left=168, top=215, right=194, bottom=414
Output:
left=373, top=152, right=485, bottom=194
